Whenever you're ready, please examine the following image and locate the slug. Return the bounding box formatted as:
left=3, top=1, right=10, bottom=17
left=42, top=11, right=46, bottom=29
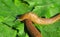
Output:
left=24, top=19, right=41, bottom=37
left=18, top=12, right=60, bottom=25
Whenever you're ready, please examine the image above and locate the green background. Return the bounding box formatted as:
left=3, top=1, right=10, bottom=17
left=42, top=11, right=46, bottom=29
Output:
left=0, top=0, right=60, bottom=37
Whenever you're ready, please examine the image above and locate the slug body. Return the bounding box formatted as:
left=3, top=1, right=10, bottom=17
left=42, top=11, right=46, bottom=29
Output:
left=24, top=19, right=41, bottom=37
left=19, top=12, right=60, bottom=25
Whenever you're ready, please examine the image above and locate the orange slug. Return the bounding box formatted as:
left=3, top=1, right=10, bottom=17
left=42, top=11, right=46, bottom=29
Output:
left=24, top=19, right=41, bottom=37
left=18, top=12, right=60, bottom=25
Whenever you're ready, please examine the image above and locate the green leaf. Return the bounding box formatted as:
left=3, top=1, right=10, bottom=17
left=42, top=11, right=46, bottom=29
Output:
left=35, top=20, right=60, bottom=37
left=0, top=0, right=60, bottom=37
left=24, top=0, right=60, bottom=18
left=0, top=23, right=17, bottom=37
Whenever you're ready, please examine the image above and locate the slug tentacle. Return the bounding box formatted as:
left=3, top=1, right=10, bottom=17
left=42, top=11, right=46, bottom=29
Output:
left=18, top=12, right=60, bottom=25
